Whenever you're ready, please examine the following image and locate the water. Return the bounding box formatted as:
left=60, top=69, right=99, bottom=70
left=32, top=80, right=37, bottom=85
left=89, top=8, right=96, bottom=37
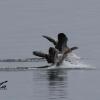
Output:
left=0, top=0, right=100, bottom=100
left=0, top=65, right=99, bottom=100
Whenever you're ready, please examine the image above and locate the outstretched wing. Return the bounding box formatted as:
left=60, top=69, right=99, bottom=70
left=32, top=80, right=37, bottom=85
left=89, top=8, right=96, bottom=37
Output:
left=33, top=51, right=47, bottom=58
left=42, top=35, right=57, bottom=46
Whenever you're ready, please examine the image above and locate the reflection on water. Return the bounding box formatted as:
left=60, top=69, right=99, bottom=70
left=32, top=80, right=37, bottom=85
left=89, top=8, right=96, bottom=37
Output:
left=47, top=69, right=68, bottom=100
left=33, top=69, right=68, bottom=100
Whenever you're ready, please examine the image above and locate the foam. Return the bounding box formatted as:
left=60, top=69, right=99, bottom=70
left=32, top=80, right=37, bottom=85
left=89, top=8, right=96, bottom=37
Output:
left=47, top=53, right=95, bottom=70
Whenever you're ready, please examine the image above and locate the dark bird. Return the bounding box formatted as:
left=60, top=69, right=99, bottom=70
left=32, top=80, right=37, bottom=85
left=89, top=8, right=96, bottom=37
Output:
left=33, top=33, right=78, bottom=66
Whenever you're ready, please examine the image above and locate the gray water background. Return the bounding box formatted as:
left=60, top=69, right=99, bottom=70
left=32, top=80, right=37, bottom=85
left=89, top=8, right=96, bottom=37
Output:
left=0, top=0, right=100, bottom=100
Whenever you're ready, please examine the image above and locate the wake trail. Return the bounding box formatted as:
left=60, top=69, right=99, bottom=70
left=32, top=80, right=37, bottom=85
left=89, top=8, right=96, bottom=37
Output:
left=0, top=53, right=96, bottom=71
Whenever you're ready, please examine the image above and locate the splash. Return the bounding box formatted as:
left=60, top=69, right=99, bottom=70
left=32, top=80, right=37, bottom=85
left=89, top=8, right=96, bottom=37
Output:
left=47, top=53, right=95, bottom=70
